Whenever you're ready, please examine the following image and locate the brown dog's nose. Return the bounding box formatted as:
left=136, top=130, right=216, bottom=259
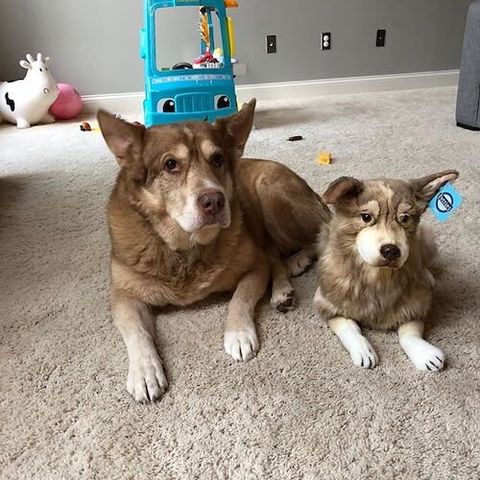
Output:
left=197, top=191, right=225, bottom=215
left=380, top=244, right=401, bottom=261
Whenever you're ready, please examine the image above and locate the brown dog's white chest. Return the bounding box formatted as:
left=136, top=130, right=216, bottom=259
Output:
left=110, top=225, right=258, bottom=308
left=111, top=256, right=223, bottom=307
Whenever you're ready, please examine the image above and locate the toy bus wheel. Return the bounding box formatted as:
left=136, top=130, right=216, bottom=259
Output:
left=171, top=62, right=193, bottom=70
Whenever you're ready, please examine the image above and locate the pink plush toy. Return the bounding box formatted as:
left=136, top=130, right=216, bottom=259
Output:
left=49, top=83, right=82, bottom=120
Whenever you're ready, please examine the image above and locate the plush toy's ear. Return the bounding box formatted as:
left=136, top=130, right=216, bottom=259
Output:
left=97, top=109, right=146, bottom=182
left=215, top=98, right=256, bottom=159
left=323, top=176, right=363, bottom=205
left=26, top=53, right=35, bottom=64
left=44, top=57, right=51, bottom=65
left=19, top=60, right=31, bottom=70
left=410, top=170, right=459, bottom=203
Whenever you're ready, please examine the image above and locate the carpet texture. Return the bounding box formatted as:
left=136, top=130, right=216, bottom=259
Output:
left=1, top=87, right=479, bottom=479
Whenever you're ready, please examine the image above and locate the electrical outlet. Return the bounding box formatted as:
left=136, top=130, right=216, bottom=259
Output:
left=266, top=35, right=277, bottom=54
left=321, top=32, right=331, bottom=50
left=376, top=29, right=386, bottom=47
left=320, top=32, right=332, bottom=50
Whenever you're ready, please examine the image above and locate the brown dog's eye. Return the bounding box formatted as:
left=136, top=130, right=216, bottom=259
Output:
left=361, top=213, right=372, bottom=223
left=399, top=214, right=409, bottom=224
left=211, top=153, right=224, bottom=168
left=164, top=158, right=178, bottom=172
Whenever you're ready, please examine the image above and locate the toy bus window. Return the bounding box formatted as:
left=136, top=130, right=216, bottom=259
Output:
left=154, top=7, right=226, bottom=72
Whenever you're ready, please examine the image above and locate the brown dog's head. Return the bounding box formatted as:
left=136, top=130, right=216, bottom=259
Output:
left=323, top=170, right=459, bottom=268
left=98, top=100, right=255, bottom=241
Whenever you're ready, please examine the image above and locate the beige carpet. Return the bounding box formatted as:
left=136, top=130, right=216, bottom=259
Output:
left=1, top=87, right=479, bottom=479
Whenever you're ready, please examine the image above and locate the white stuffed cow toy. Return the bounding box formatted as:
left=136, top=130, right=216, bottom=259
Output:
left=0, top=53, right=59, bottom=128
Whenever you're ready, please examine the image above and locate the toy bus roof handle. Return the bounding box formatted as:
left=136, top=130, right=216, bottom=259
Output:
left=146, top=0, right=237, bottom=8
left=141, top=0, right=239, bottom=126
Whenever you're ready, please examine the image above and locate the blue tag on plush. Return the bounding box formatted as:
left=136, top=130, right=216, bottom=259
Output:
left=428, top=182, right=462, bottom=222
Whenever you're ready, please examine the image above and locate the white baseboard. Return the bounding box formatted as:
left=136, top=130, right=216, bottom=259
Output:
left=82, top=92, right=144, bottom=114
left=81, top=69, right=459, bottom=114
left=237, top=69, right=459, bottom=102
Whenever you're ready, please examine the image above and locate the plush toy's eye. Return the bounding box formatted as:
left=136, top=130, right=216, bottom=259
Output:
left=361, top=213, right=372, bottom=223
left=164, top=158, right=178, bottom=172
left=211, top=153, right=224, bottom=168
left=39, top=68, right=43, bottom=72
left=215, top=95, right=230, bottom=109
left=399, top=214, right=410, bottom=224
left=159, top=98, right=176, bottom=113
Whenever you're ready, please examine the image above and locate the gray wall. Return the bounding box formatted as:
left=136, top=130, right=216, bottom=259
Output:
left=0, top=0, right=471, bottom=96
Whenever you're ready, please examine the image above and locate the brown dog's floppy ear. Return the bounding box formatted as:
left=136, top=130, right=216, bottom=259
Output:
left=215, top=98, right=256, bottom=159
left=97, top=109, right=146, bottom=182
left=410, top=170, right=459, bottom=203
left=323, top=176, right=363, bottom=205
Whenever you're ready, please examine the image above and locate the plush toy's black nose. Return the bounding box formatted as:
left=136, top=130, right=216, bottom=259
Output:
left=198, top=191, right=225, bottom=215
left=380, top=244, right=401, bottom=261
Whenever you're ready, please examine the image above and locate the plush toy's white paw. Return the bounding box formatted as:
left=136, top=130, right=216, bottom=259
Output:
left=401, top=336, right=445, bottom=372
left=224, top=327, right=259, bottom=362
left=127, top=349, right=168, bottom=403
left=348, top=335, right=378, bottom=369
left=330, top=318, right=378, bottom=369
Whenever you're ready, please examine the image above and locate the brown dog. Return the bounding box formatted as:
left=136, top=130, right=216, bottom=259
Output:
left=98, top=100, right=330, bottom=402
left=314, top=171, right=459, bottom=371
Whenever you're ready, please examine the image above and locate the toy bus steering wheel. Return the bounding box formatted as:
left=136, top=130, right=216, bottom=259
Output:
left=171, top=62, right=193, bottom=70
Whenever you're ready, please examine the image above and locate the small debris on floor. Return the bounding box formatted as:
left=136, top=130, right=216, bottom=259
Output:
left=287, top=135, right=304, bottom=142
left=316, top=151, right=332, bottom=165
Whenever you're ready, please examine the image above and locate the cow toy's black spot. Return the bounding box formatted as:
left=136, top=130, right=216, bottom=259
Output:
left=5, top=92, right=15, bottom=112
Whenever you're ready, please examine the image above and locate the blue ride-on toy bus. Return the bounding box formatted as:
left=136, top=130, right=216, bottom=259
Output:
left=140, top=0, right=239, bottom=127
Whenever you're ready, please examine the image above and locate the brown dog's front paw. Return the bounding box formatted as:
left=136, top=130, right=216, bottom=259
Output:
left=126, top=353, right=168, bottom=403
left=271, top=288, right=296, bottom=313
left=224, top=327, right=259, bottom=362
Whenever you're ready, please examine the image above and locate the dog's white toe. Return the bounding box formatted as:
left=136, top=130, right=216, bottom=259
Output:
left=401, top=336, right=445, bottom=372
left=127, top=352, right=168, bottom=403
left=271, top=287, right=296, bottom=313
left=349, top=336, right=378, bottom=369
left=224, top=328, right=259, bottom=362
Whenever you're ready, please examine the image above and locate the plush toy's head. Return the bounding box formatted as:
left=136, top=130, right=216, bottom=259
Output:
left=322, top=170, right=459, bottom=269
